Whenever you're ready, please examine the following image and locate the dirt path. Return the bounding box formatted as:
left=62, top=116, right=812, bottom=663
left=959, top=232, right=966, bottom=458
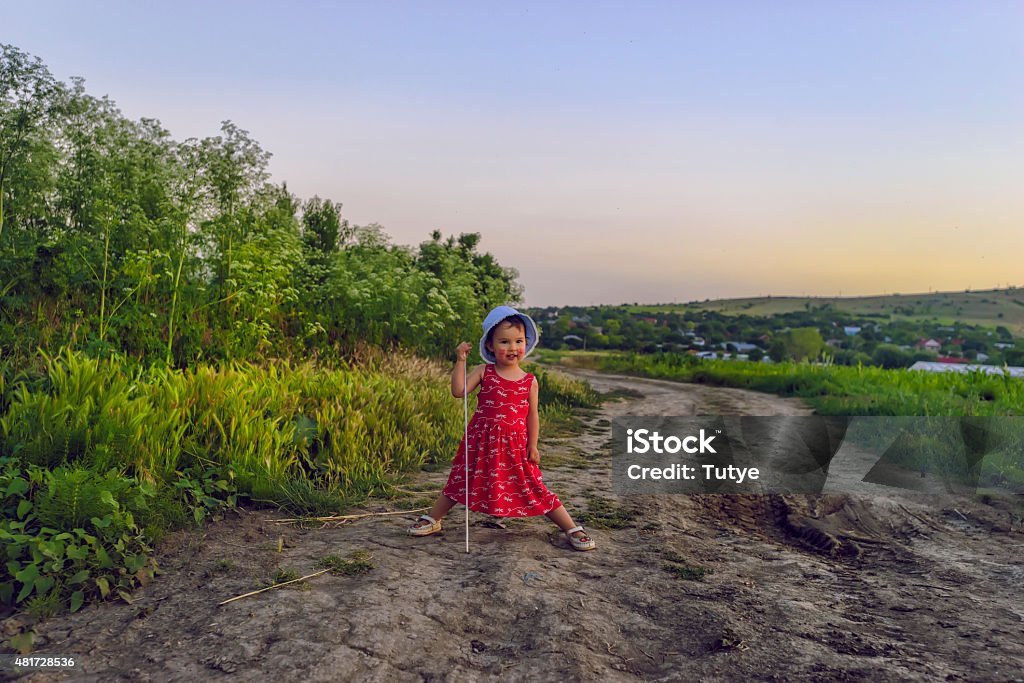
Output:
left=9, top=370, right=1024, bottom=682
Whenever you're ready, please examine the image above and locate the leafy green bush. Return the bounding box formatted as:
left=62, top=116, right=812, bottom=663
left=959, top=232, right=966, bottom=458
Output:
left=0, top=458, right=156, bottom=616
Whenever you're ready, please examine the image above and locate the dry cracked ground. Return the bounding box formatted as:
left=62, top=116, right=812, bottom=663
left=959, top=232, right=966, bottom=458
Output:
left=5, top=368, right=1024, bottom=682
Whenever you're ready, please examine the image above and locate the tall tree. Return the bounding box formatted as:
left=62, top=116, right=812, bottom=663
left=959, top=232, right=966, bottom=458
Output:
left=0, top=44, right=60, bottom=245
left=301, top=196, right=348, bottom=256
left=196, top=121, right=271, bottom=301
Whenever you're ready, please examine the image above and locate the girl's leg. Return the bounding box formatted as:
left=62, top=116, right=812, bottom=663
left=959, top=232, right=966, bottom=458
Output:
left=411, top=494, right=458, bottom=529
left=545, top=505, right=592, bottom=543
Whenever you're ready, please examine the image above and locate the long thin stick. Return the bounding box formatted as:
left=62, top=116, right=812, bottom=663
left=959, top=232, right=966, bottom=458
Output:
left=271, top=507, right=430, bottom=524
left=465, top=362, right=470, bottom=553
left=217, top=569, right=330, bottom=606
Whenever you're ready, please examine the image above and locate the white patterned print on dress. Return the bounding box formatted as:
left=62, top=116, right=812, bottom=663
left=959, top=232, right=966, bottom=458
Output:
left=442, top=364, right=561, bottom=516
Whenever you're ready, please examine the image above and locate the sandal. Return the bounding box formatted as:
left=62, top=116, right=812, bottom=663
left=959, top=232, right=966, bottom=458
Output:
left=565, top=525, right=596, bottom=551
left=407, top=514, right=442, bottom=537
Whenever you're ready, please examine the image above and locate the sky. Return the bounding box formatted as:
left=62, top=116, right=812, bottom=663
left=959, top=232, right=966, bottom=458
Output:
left=5, top=1, right=1024, bottom=306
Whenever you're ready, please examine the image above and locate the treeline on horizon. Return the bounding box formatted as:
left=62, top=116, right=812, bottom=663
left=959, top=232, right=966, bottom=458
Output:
left=0, top=44, right=520, bottom=372
left=528, top=304, right=1023, bottom=368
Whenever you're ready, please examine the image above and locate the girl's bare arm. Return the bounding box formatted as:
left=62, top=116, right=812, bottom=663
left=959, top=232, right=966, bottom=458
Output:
left=527, top=377, right=540, bottom=464
left=452, top=362, right=484, bottom=397
left=452, top=341, right=485, bottom=397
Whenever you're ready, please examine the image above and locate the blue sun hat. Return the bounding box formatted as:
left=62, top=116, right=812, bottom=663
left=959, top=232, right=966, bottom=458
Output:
left=479, top=305, right=539, bottom=364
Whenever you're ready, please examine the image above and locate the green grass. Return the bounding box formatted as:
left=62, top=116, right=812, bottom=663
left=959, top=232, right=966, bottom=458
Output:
left=0, top=349, right=466, bottom=503
left=661, top=550, right=714, bottom=580
left=559, top=350, right=1024, bottom=416
left=316, top=550, right=374, bottom=576
left=529, top=362, right=601, bottom=441
left=214, top=559, right=235, bottom=572
left=576, top=494, right=638, bottom=530
left=267, top=568, right=310, bottom=590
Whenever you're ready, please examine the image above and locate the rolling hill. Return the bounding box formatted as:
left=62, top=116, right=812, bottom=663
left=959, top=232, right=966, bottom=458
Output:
left=630, top=287, right=1024, bottom=333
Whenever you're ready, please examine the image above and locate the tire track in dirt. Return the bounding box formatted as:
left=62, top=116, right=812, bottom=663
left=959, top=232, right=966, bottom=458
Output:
left=10, top=369, right=1024, bottom=682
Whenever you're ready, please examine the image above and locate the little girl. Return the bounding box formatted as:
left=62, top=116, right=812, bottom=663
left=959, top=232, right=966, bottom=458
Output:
left=407, top=305, right=596, bottom=551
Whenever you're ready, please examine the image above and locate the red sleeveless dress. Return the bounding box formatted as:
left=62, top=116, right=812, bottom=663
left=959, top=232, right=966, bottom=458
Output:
left=442, top=364, right=562, bottom=516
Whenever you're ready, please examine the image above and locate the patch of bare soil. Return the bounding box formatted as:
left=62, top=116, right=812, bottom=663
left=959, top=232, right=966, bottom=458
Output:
left=8, top=370, right=1024, bottom=682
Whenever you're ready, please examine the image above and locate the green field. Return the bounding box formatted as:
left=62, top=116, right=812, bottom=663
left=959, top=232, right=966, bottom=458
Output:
left=555, top=349, right=1024, bottom=416
left=553, top=350, right=1024, bottom=491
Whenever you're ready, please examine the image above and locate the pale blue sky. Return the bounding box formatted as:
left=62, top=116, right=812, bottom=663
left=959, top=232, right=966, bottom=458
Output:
left=6, top=1, right=1023, bottom=305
